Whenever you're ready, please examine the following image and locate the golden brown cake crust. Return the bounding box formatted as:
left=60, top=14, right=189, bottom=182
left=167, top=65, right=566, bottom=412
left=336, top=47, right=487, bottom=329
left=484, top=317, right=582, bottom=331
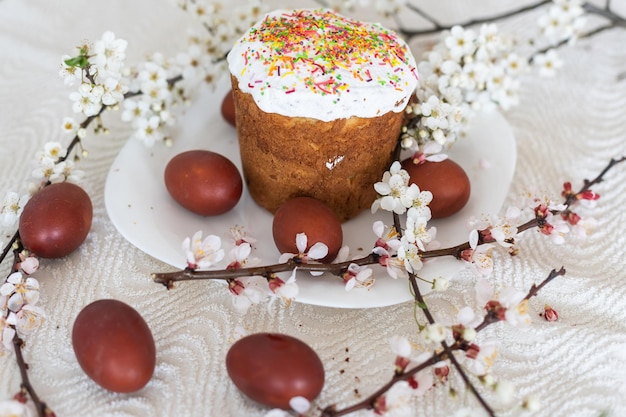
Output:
left=231, top=76, right=404, bottom=221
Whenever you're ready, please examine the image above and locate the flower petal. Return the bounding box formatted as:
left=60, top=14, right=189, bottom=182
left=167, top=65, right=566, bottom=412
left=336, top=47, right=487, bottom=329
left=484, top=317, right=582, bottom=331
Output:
left=307, top=242, right=328, bottom=260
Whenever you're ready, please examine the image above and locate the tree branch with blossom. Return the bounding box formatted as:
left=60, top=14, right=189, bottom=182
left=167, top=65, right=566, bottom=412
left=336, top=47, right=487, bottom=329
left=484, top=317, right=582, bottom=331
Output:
left=318, top=267, right=566, bottom=417
left=152, top=156, right=625, bottom=288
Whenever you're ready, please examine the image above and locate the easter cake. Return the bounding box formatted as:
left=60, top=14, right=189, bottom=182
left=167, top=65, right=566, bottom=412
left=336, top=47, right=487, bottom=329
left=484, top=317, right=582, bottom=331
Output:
left=227, top=9, right=418, bottom=221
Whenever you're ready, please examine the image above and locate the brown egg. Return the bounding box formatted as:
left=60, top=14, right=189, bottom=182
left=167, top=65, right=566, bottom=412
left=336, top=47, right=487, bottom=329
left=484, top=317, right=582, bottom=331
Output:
left=164, top=150, right=243, bottom=216
left=226, top=333, right=324, bottom=409
left=72, top=299, right=156, bottom=393
left=401, top=158, right=471, bottom=219
left=272, top=197, right=343, bottom=263
left=221, top=89, right=236, bottom=127
left=19, top=182, right=92, bottom=258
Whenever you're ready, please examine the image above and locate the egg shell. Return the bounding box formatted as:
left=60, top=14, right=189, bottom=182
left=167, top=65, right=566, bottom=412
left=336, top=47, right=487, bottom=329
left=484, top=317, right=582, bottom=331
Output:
left=272, top=197, right=343, bottom=263
left=19, top=182, right=92, bottom=258
left=72, top=299, right=156, bottom=393
left=401, top=158, right=471, bottom=219
left=221, top=89, right=236, bottom=127
left=226, top=333, right=325, bottom=409
left=164, top=150, right=243, bottom=216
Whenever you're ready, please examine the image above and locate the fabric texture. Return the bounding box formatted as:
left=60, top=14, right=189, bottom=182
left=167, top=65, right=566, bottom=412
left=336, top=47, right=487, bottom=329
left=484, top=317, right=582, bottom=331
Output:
left=1, top=1, right=625, bottom=416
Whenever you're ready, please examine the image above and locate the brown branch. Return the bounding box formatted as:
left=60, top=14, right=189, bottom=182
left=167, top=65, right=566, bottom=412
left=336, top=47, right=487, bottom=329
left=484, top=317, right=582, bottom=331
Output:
left=401, top=0, right=553, bottom=37
left=152, top=156, right=626, bottom=286
left=409, top=275, right=495, bottom=416
left=321, top=349, right=446, bottom=416
left=530, top=23, right=615, bottom=61
left=584, top=3, right=626, bottom=27
left=3, top=245, right=51, bottom=417
left=323, top=266, right=567, bottom=416
left=152, top=253, right=379, bottom=288
left=13, top=335, right=50, bottom=417
left=523, top=266, right=566, bottom=301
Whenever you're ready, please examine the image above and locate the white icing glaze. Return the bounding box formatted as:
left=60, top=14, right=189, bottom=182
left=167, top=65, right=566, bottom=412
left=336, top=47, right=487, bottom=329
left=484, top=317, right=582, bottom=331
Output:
left=227, top=9, right=419, bottom=122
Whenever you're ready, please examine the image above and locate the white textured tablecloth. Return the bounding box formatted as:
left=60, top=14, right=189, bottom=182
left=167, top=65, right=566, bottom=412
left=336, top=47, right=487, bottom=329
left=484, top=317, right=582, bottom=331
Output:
left=1, top=1, right=626, bottom=416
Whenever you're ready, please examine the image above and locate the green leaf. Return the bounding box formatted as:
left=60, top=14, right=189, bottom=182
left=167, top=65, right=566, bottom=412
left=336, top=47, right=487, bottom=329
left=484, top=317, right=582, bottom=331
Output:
left=64, top=55, right=89, bottom=69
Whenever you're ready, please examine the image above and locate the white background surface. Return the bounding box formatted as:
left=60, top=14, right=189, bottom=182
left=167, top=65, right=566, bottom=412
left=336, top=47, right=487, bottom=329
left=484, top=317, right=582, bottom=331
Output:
left=1, top=0, right=626, bottom=416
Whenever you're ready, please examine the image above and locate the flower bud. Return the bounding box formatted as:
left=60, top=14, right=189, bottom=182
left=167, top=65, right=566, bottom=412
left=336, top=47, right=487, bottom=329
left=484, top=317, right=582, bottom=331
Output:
left=434, top=365, right=449, bottom=383
left=523, top=395, right=541, bottom=411
left=494, top=379, right=515, bottom=404
left=462, top=327, right=477, bottom=343
left=543, top=305, right=559, bottom=322
left=432, top=277, right=449, bottom=292
left=421, top=323, right=447, bottom=343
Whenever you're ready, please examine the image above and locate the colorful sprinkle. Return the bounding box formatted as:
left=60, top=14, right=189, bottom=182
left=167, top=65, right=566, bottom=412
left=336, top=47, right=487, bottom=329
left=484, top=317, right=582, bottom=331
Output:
left=236, top=9, right=416, bottom=96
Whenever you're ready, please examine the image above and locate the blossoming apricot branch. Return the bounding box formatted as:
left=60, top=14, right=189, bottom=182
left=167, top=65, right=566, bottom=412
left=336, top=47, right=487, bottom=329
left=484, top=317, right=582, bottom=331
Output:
left=152, top=156, right=625, bottom=314
left=319, top=267, right=566, bottom=417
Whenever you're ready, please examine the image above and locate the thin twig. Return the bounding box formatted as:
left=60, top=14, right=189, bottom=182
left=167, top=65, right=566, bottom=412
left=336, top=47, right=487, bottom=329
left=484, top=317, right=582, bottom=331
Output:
left=153, top=157, right=626, bottom=284
left=13, top=336, right=49, bottom=417
left=402, top=0, right=552, bottom=36
left=584, top=2, right=626, bottom=27
left=409, top=275, right=495, bottom=416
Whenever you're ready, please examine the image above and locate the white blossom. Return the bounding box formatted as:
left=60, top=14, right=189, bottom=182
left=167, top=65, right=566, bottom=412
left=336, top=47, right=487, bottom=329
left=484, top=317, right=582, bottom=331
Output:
left=1, top=191, right=29, bottom=228
left=432, top=277, right=450, bottom=292
left=421, top=323, right=447, bottom=343
left=62, top=116, right=79, bottom=134
left=0, top=316, right=16, bottom=354
left=475, top=278, right=531, bottom=327
left=396, top=238, right=423, bottom=274
left=0, top=399, right=31, bottom=417
left=344, top=263, right=374, bottom=291
left=32, top=156, right=56, bottom=181
left=121, top=98, right=151, bottom=126
left=38, top=141, right=67, bottom=161
left=69, top=83, right=103, bottom=116
left=372, top=381, right=414, bottom=417
left=92, top=31, right=127, bottom=79
left=278, top=233, right=328, bottom=264
left=229, top=276, right=268, bottom=315
left=133, top=115, right=164, bottom=147
left=523, top=395, right=541, bottom=411
left=18, top=255, right=39, bottom=275
left=445, top=26, right=477, bottom=59
left=269, top=269, right=299, bottom=306
left=0, top=272, right=40, bottom=312
left=466, top=339, right=499, bottom=375
left=59, top=54, right=83, bottom=86
left=533, top=49, right=563, bottom=77
left=182, top=231, right=224, bottom=270
left=389, top=336, right=411, bottom=359
left=372, top=162, right=424, bottom=214
left=288, top=396, right=310, bottom=414
left=48, top=159, right=84, bottom=184
left=403, top=208, right=434, bottom=251
left=12, top=304, right=46, bottom=336
left=538, top=0, right=586, bottom=45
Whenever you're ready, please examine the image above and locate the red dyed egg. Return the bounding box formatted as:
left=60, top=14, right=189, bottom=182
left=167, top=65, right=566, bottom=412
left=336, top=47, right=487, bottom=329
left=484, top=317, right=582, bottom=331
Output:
left=272, top=197, right=343, bottom=263
left=72, top=299, right=156, bottom=393
left=226, top=333, right=325, bottom=409
left=401, top=158, right=471, bottom=219
left=164, top=150, right=243, bottom=216
left=19, top=182, right=92, bottom=258
left=221, top=90, right=236, bottom=127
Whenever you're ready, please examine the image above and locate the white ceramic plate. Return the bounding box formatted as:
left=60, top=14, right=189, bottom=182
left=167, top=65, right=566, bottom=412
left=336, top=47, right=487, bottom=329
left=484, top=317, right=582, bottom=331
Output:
left=105, top=80, right=516, bottom=308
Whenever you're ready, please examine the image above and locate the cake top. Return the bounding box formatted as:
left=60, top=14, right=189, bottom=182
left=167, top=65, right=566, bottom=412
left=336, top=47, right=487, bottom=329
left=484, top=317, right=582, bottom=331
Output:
left=227, top=9, right=418, bottom=122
